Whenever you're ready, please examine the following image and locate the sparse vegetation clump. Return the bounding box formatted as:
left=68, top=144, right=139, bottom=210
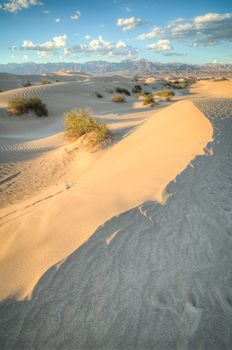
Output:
left=8, top=97, right=29, bottom=115
left=27, top=97, right=48, bottom=117
left=132, top=85, right=142, bottom=94
left=94, top=91, right=103, bottom=98
left=156, top=90, right=175, bottom=101
left=8, top=96, right=48, bottom=117
left=143, top=93, right=155, bottom=106
left=23, top=81, right=31, bottom=87
left=41, top=80, right=51, bottom=85
left=64, top=108, right=111, bottom=146
left=112, top=95, right=125, bottom=103
left=115, top=87, right=131, bottom=96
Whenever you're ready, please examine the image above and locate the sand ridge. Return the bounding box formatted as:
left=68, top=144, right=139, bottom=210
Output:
left=0, top=100, right=213, bottom=300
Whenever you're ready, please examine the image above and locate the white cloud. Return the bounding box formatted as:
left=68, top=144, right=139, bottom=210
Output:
left=55, top=18, right=61, bottom=23
left=117, top=17, right=143, bottom=31
left=67, top=36, right=138, bottom=59
left=0, top=0, right=42, bottom=13
left=138, top=12, right=232, bottom=47
left=70, top=10, right=81, bottom=20
left=84, top=35, right=91, bottom=40
left=125, top=6, right=131, bottom=12
left=137, top=27, right=164, bottom=40
left=147, top=39, right=172, bottom=52
left=194, top=13, right=232, bottom=24
left=19, top=35, right=68, bottom=57
left=43, top=9, right=49, bottom=14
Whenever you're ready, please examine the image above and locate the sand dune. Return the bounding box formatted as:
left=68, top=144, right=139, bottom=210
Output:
left=0, top=97, right=230, bottom=350
left=191, top=79, right=232, bottom=98
left=0, top=75, right=166, bottom=208
left=0, top=100, right=212, bottom=300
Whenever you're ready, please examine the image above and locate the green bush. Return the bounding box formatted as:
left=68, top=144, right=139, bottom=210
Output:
left=115, top=87, right=131, bottom=96
left=94, top=91, right=103, bottom=98
left=8, top=96, right=48, bottom=117
left=8, top=97, right=29, bottom=115
left=64, top=108, right=111, bottom=146
left=143, top=93, right=155, bottom=106
left=27, top=97, right=48, bottom=117
left=23, top=81, right=31, bottom=87
left=112, top=95, right=125, bottom=103
left=156, top=90, right=175, bottom=100
left=41, top=80, right=51, bottom=85
left=132, top=85, right=142, bottom=94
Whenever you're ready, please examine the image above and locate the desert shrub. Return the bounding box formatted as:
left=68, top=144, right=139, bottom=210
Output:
left=94, top=91, right=103, bottom=98
left=132, top=85, right=142, bottom=94
left=23, top=81, right=31, bottom=87
left=27, top=97, right=48, bottom=117
left=64, top=108, right=111, bottom=146
left=112, top=95, right=125, bottom=103
left=115, top=87, right=131, bottom=96
left=56, top=79, right=60, bottom=82
left=41, top=80, right=51, bottom=84
left=156, top=90, right=175, bottom=100
left=143, top=93, right=155, bottom=106
left=135, top=92, right=142, bottom=98
left=8, top=96, right=48, bottom=117
left=8, top=97, right=29, bottom=115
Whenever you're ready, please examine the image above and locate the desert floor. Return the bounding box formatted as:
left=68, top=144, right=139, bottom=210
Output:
left=0, top=74, right=232, bottom=349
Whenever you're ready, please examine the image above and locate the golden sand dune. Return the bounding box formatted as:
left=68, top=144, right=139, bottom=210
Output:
left=0, top=99, right=213, bottom=300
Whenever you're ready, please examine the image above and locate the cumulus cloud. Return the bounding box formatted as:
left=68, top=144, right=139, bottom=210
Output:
left=138, top=12, right=232, bottom=47
left=147, top=39, right=172, bottom=52
left=19, top=35, right=68, bottom=57
left=70, top=10, right=81, bottom=20
left=84, top=35, right=91, bottom=40
left=67, top=36, right=138, bottom=59
left=0, top=0, right=42, bottom=13
left=137, top=26, right=164, bottom=40
left=116, top=17, right=143, bottom=31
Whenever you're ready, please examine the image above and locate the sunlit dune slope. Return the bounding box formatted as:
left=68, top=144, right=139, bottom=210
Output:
left=0, top=100, right=213, bottom=300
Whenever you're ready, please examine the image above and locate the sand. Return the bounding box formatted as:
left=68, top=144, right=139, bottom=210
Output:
left=0, top=98, right=212, bottom=300
left=0, top=77, right=231, bottom=349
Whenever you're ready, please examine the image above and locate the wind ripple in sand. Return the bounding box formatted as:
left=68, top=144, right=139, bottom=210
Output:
left=0, top=98, right=231, bottom=349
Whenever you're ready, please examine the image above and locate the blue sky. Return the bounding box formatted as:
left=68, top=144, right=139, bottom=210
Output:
left=0, top=0, right=231, bottom=64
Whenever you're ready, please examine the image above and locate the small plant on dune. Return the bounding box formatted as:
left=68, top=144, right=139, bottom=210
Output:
left=156, top=90, right=175, bottom=101
left=8, top=96, right=48, bottom=117
left=8, top=97, right=29, bottom=115
left=115, top=87, right=131, bottom=96
left=27, top=97, right=48, bottom=117
left=64, top=108, right=111, bottom=146
left=143, top=93, right=155, bottom=106
left=94, top=91, right=103, bottom=98
left=41, top=80, right=51, bottom=85
left=132, top=84, right=142, bottom=94
left=112, top=95, right=125, bottom=103
left=23, top=81, right=31, bottom=87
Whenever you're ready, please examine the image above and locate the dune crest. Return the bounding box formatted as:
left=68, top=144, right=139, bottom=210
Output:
left=0, top=100, right=213, bottom=300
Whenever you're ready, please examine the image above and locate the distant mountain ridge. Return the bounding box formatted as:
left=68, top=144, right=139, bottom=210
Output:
left=0, top=59, right=232, bottom=75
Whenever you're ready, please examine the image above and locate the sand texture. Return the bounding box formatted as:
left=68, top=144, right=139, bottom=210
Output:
left=0, top=77, right=232, bottom=349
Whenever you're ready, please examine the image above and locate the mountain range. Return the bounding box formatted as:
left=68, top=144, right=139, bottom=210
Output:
left=0, top=59, right=232, bottom=76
